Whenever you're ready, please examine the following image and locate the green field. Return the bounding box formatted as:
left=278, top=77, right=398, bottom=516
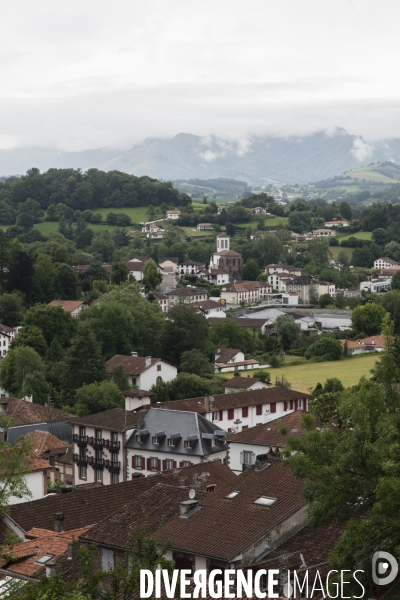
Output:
left=94, top=207, right=162, bottom=223
left=337, top=231, right=372, bottom=242
left=329, top=245, right=353, bottom=260
left=220, top=354, right=378, bottom=393
left=33, top=222, right=123, bottom=235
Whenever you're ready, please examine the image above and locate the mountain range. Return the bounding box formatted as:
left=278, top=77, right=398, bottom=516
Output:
left=2, top=130, right=400, bottom=185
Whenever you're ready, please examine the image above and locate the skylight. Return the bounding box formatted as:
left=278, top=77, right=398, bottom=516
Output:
left=35, top=554, right=54, bottom=565
left=254, top=496, right=277, bottom=506
left=225, top=491, right=240, bottom=499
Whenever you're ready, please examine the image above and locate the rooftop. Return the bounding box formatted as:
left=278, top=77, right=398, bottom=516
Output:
left=0, top=398, right=73, bottom=426
left=166, top=287, right=207, bottom=297
left=48, top=300, right=86, bottom=312
left=69, top=408, right=145, bottom=432
left=224, top=410, right=307, bottom=445
left=25, top=430, right=68, bottom=454
left=105, top=355, right=173, bottom=376
left=224, top=376, right=263, bottom=389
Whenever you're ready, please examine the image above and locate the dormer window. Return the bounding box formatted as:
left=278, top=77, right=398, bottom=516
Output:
left=136, top=434, right=143, bottom=443
left=168, top=439, right=175, bottom=447
left=152, top=436, right=160, bottom=445
left=184, top=440, right=192, bottom=449
left=211, top=438, right=217, bottom=447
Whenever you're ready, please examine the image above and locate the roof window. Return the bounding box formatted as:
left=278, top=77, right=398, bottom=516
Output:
left=225, top=491, right=240, bottom=499
left=35, top=554, right=54, bottom=565
left=254, top=496, right=277, bottom=506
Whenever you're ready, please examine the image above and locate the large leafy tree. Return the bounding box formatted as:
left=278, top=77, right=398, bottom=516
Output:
left=180, top=348, right=214, bottom=377
left=73, top=381, right=123, bottom=416
left=274, top=314, right=301, bottom=351
left=32, top=254, right=58, bottom=303
left=283, top=320, right=400, bottom=596
left=305, top=335, right=342, bottom=361
left=79, top=302, right=135, bottom=359
left=24, top=304, right=77, bottom=348
left=151, top=372, right=212, bottom=403
left=162, top=305, right=209, bottom=364
left=63, top=322, right=107, bottom=395
left=0, top=292, right=25, bottom=327
left=0, top=346, right=46, bottom=397
left=142, top=259, right=162, bottom=292
left=351, top=302, right=388, bottom=336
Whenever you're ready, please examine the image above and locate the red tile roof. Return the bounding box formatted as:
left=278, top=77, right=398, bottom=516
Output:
left=48, top=300, right=86, bottom=312
left=69, top=407, right=146, bottom=431
left=0, top=398, right=73, bottom=426
left=106, top=355, right=175, bottom=376
left=224, top=410, right=307, bottom=445
left=25, top=430, right=67, bottom=454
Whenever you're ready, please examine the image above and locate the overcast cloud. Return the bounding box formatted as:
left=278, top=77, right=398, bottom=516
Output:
left=1, top=0, right=400, bottom=150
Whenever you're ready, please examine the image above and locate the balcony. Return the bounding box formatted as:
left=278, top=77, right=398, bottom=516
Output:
left=104, top=439, right=120, bottom=451
left=73, top=434, right=88, bottom=446
left=87, top=456, right=104, bottom=469
left=104, top=459, right=121, bottom=472
left=87, top=436, right=105, bottom=449
left=73, top=453, right=88, bottom=466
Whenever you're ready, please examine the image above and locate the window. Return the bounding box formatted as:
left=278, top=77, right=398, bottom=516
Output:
left=225, top=491, right=240, bottom=499
left=254, top=496, right=277, bottom=506
left=95, top=429, right=102, bottom=439
left=79, top=426, right=86, bottom=437
left=79, top=466, right=87, bottom=479
left=150, top=457, right=158, bottom=470
left=156, top=376, right=162, bottom=383
left=112, top=452, right=118, bottom=463
left=136, top=434, right=143, bottom=443
left=111, top=432, right=118, bottom=443
left=152, top=436, right=160, bottom=445
left=256, top=405, right=262, bottom=416
left=184, top=440, right=192, bottom=449
left=211, top=438, right=216, bottom=447
left=168, top=439, right=175, bottom=447
left=157, top=364, right=162, bottom=371
left=270, top=402, right=276, bottom=413
left=35, top=554, right=54, bottom=565
left=284, top=401, right=288, bottom=412
left=228, top=409, right=234, bottom=420
left=242, top=407, right=248, bottom=418
left=298, top=399, right=303, bottom=409
left=134, top=455, right=142, bottom=469
left=182, top=461, right=191, bottom=467
left=241, top=451, right=254, bottom=470
left=96, top=469, right=102, bottom=483
left=166, top=459, right=174, bottom=470
left=111, top=472, right=119, bottom=484
left=212, top=411, right=219, bottom=421
left=102, top=548, right=115, bottom=572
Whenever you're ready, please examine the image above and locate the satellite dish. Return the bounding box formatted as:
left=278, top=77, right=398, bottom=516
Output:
left=189, top=489, right=196, bottom=499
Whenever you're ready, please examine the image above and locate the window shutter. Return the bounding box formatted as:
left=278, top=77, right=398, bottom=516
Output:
left=219, top=410, right=223, bottom=420
left=158, top=459, right=161, bottom=471
left=173, top=461, right=177, bottom=468
left=270, top=402, right=276, bottom=413
left=240, top=451, right=244, bottom=464
left=179, top=461, right=184, bottom=467
left=242, top=407, right=248, bottom=418
left=131, top=455, right=136, bottom=468
left=162, top=460, right=167, bottom=471
left=146, top=458, right=151, bottom=471
left=251, top=453, right=256, bottom=465
left=284, top=402, right=288, bottom=412
left=304, top=399, right=307, bottom=411
left=228, top=409, right=234, bottom=420
left=256, top=404, right=262, bottom=415
left=290, top=400, right=294, bottom=410
left=141, top=456, right=145, bottom=469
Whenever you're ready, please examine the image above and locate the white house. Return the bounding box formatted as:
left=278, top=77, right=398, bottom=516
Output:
left=281, top=292, right=299, bottom=305
left=360, top=278, right=392, bottom=293
left=70, top=393, right=154, bottom=486
left=178, top=260, right=206, bottom=275
left=9, top=452, right=50, bottom=504
left=106, top=353, right=177, bottom=389
left=266, top=263, right=302, bottom=276
left=196, top=223, right=213, bottom=231
left=48, top=300, right=88, bottom=317
left=318, top=281, right=336, bottom=297
left=0, top=324, right=20, bottom=359
left=166, top=286, right=208, bottom=306
left=214, top=348, right=261, bottom=374
left=324, top=220, right=349, bottom=228
left=313, top=229, right=336, bottom=237
left=161, top=387, right=311, bottom=434
left=150, top=291, right=169, bottom=313
left=192, top=299, right=226, bottom=319
left=220, top=281, right=271, bottom=305
left=166, top=210, right=181, bottom=220
left=142, top=223, right=164, bottom=239
left=224, top=376, right=269, bottom=393
left=225, top=410, right=307, bottom=474
left=373, top=257, right=400, bottom=271
left=125, top=407, right=226, bottom=478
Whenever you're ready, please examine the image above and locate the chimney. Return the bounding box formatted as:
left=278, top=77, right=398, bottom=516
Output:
left=24, top=394, right=33, bottom=403
left=204, top=395, right=214, bottom=412
left=68, top=540, right=79, bottom=560
left=131, top=351, right=138, bottom=357
left=145, top=356, right=151, bottom=367
left=46, top=562, right=56, bottom=578
left=54, top=512, right=65, bottom=533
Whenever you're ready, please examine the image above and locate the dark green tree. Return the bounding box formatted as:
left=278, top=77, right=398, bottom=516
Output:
left=55, top=264, right=81, bottom=299
left=305, top=336, right=342, bottom=361
left=79, top=302, right=135, bottom=359
left=162, top=305, right=210, bottom=364
left=0, top=293, right=25, bottom=326
left=10, top=325, right=47, bottom=357
left=142, top=259, right=163, bottom=292
left=111, top=262, right=129, bottom=285
left=242, top=259, right=260, bottom=281
left=180, top=349, right=214, bottom=377
left=24, top=305, right=76, bottom=348
left=111, top=364, right=130, bottom=391
left=63, top=323, right=108, bottom=393
left=274, top=314, right=301, bottom=351
left=351, top=303, right=387, bottom=336
left=73, top=381, right=123, bottom=415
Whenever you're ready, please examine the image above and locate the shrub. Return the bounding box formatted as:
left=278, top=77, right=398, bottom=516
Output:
left=305, top=337, right=342, bottom=361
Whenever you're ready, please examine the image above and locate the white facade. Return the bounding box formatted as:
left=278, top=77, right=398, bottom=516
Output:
left=228, top=442, right=273, bottom=474
left=313, top=229, right=336, bottom=237
left=72, top=425, right=125, bottom=487
left=360, top=279, right=392, bottom=293
left=10, top=470, right=48, bottom=504
left=129, top=360, right=177, bottom=389
left=166, top=211, right=181, bottom=220
left=0, top=326, right=19, bottom=358
left=318, top=282, right=336, bottom=297
left=324, top=221, right=349, bottom=227
left=374, top=258, right=400, bottom=270
left=282, top=293, right=299, bottom=305
left=210, top=397, right=307, bottom=433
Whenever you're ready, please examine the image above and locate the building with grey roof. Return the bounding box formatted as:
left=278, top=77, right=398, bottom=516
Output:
left=125, top=407, right=227, bottom=477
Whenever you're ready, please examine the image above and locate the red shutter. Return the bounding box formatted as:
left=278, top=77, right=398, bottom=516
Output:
left=141, top=456, right=145, bottom=469
left=256, top=405, right=262, bottom=415
left=228, top=409, right=234, bottom=420
left=284, top=402, right=288, bottom=412
left=158, top=459, right=161, bottom=471
left=242, top=425, right=248, bottom=430
left=173, top=461, right=177, bottom=468
left=179, top=462, right=184, bottom=467
left=219, top=410, right=223, bottom=420
left=270, top=402, right=276, bottom=413
left=290, top=400, right=294, bottom=410
left=304, top=399, right=307, bottom=411
left=162, top=460, right=167, bottom=471
left=242, top=407, right=248, bottom=418
left=132, top=455, right=136, bottom=468
left=228, top=428, right=232, bottom=433
left=146, top=458, right=151, bottom=470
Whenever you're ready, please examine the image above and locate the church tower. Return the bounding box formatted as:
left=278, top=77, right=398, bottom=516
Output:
left=216, top=234, right=230, bottom=251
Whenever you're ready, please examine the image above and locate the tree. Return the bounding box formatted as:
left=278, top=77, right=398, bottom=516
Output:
left=111, top=364, right=130, bottom=391
left=318, top=293, right=334, bottom=308
left=10, top=325, right=47, bottom=356
left=0, top=346, right=46, bottom=396
left=24, top=305, right=76, bottom=348
left=274, top=314, right=301, bottom=351
left=111, top=262, right=129, bottom=285
left=162, top=305, right=209, bottom=364
left=151, top=372, right=211, bottom=403
left=55, top=264, right=81, bottom=300
left=225, top=222, right=236, bottom=237
left=352, top=303, right=387, bottom=336
left=79, top=302, right=135, bottom=359
left=391, top=270, right=400, bottom=290
left=73, top=381, right=123, bottom=416
left=22, top=371, right=53, bottom=405
left=339, top=201, right=352, bottom=220
left=305, top=336, right=342, bottom=361
left=0, top=293, right=25, bottom=326
left=63, top=323, right=108, bottom=394
left=209, top=318, right=256, bottom=354
left=242, top=259, right=260, bottom=281
left=180, top=349, right=214, bottom=377
left=0, top=416, right=34, bottom=509
left=253, top=369, right=271, bottom=383
left=307, top=237, right=330, bottom=265
left=142, top=259, right=162, bottom=292
left=32, top=254, right=58, bottom=304
left=7, top=251, right=34, bottom=300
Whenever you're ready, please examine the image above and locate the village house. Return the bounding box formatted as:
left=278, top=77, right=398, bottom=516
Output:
left=341, top=335, right=385, bottom=356
left=198, top=267, right=230, bottom=286
left=141, top=222, right=164, bottom=239
left=159, top=259, right=178, bottom=273
left=250, top=206, right=269, bottom=214
left=25, top=430, right=74, bottom=487
left=106, top=354, right=177, bottom=389
left=324, top=220, right=349, bottom=227
left=178, top=260, right=206, bottom=275
left=196, top=223, right=213, bottom=231
left=313, top=228, right=336, bottom=237
left=360, top=278, right=392, bottom=294
left=286, top=274, right=318, bottom=303
left=374, top=257, right=400, bottom=270
left=220, top=281, right=271, bottom=305
left=214, top=347, right=261, bottom=373
left=6, top=447, right=50, bottom=504
left=126, top=407, right=226, bottom=478
left=318, top=280, right=336, bottom=297
left=0, top=323, right=20, bottom=358
left=231, top=317, right=272, bottom=336
left=159, top=387, right=311, bottom=433
left=48, top=300, right=88, bottom=317
left=266, top=263, right=302, bottom=276
left=192, top=299, right=226, bottom=318
left=166, top=210, right=181, bottom=220
left=166, top=286, right=208, bottom=306
left=149, top=290, right=169, bottom=312
left=70, top=393, right=154, bottom=486
left=224, top=376, right=269, bottom=393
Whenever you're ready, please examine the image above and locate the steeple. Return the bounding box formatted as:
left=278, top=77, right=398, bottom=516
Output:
left=216, top=233, right=230, bottom=252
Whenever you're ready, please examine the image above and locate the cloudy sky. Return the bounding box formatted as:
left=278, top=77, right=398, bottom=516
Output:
left=1, top=0, right=400, bottom=150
